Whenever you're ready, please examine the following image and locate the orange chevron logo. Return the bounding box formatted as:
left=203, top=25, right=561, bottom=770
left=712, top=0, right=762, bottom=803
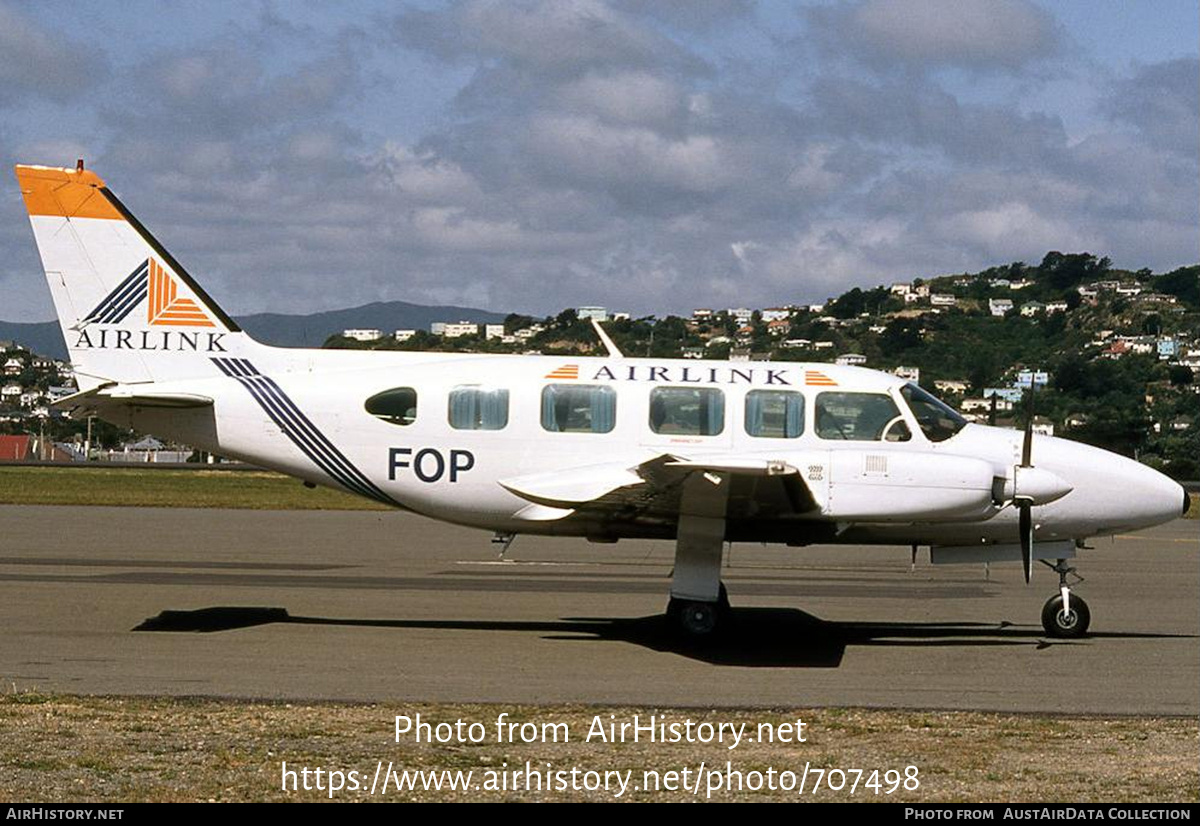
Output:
left=804, top=370, right=838, bottom=386
left=147, top=259, right=214, bottom=327
left=545, top=364, right=580, bottom=379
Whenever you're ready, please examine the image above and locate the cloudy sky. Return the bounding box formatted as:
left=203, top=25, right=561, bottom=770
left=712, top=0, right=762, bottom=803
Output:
left=1, top=0, right=1196, bottom=321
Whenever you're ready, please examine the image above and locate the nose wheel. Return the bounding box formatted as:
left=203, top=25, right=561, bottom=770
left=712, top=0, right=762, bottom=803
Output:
left=1040, top=558, right=1089, bottom=638
left=1042, top=593, right=1090, bottom=637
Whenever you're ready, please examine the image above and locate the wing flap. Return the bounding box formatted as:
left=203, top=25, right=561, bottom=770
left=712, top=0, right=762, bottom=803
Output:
left=499, top=462, right=645, bottom=508
left=500, top=452, right=819, bottom=519
left=512, top=504, right=577, bottom=522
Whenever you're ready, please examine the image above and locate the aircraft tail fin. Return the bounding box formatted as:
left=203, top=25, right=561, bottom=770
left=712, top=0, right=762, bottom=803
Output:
left=14, top=163, right=261, bottom=391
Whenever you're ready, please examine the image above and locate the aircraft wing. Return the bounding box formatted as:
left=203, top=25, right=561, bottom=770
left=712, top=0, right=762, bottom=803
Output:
left=500, top=453, right=817, bottom=522
left=52, top=383, right=214, bottom=418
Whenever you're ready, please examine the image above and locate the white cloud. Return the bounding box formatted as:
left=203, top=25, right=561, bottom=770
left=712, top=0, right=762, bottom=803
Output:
left=808, top=0, right=1063, bottom=72
left=0, top=2, right=108, bottom=105
left=524, top=114, right=731, bottom=196
left=556, top=71, right=686, bottom=127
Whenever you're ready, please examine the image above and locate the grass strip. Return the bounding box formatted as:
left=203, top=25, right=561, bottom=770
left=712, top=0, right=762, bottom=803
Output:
left=0, top=466, right=386, bottom=510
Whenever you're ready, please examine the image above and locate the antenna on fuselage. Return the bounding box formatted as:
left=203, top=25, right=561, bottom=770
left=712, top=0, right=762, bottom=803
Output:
left=591, top=318, right=624, bottom=358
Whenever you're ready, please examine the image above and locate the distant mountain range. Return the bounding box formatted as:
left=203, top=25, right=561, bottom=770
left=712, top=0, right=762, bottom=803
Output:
left=0, top=300, right=509, bottom=360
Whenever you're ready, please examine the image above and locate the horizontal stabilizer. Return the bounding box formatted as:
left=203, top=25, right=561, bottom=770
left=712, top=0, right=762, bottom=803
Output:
left=53, top=383, right=213, bottom=417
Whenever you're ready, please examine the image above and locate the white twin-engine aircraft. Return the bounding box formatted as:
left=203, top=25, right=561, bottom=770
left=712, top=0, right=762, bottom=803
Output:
left=15, top=163, right=1189, bottom=639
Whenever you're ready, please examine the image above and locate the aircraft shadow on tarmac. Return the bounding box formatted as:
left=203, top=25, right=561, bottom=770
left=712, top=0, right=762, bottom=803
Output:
left=132, top=606, right=1196, bottom=668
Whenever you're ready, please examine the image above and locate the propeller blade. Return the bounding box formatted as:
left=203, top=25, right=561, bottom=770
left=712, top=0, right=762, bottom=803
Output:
left=1016, top=376, right=1037, bottom=582
left=1020, top=381, right=1035, bottom=467
left=1019, top=501, right=1033, bottom=584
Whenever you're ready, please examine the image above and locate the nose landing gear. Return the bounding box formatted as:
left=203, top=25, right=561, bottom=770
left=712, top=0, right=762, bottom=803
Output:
left=1040, top=558, right=1089, bottom=638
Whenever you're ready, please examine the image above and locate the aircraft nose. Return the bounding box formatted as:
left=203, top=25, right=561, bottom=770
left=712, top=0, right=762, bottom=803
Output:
left=1183, top=488, right=1192, bottom=517
left=1122, top=457, right=1188, bottom=529
left=1046, top=438, right=1187, bottom=533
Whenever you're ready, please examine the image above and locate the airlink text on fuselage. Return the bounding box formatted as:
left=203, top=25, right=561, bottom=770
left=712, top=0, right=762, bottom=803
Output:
left=575, top=364, right=796, bottom=385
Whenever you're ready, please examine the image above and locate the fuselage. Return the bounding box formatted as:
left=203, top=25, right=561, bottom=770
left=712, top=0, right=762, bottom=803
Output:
left=114, top=345, right=1187, bottom=548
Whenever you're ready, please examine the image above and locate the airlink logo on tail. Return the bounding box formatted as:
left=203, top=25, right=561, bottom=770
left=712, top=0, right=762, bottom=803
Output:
left=73, top=258, right=226, bottom=353
left=83, top=258, right=214, bottom=328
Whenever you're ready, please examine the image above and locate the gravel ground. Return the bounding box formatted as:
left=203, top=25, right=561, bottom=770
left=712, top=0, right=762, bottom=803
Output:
left=1, top=694, right=1195, bottom=803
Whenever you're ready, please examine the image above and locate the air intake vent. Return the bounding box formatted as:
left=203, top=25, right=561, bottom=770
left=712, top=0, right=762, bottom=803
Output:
left=864, top=455, right=888, bottom=476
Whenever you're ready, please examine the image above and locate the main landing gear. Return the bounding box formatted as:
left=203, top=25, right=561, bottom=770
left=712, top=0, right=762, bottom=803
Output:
left=1040, top=558, right=1089, bottom=638
left=667, top=472, right=732, bottom=638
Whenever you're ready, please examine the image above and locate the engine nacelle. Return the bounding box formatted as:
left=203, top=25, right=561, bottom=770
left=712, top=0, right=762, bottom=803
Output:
left=825, top=450, right=998, bottom=522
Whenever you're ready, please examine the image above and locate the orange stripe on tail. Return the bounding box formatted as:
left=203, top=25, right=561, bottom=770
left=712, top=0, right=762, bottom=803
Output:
left=14, top=164, right=122, bottom=220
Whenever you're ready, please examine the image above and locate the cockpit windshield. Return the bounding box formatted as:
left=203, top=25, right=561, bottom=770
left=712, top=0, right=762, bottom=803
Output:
left=900, top=383, right=968, bottom=442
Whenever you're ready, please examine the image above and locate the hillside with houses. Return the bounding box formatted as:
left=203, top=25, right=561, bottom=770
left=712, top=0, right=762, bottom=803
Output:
left=326, top=252, right=1199, bottom=479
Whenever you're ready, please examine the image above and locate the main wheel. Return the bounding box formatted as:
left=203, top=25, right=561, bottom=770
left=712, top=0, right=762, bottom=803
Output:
left=666, top=583, right=730, bottom=638
left=676, top=601, right=719, bottom=636
left=1041, top=593, right=1090, bottom=638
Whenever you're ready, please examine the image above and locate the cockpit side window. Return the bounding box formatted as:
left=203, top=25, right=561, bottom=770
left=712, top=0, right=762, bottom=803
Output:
left=815, top=392, right=909, bottom=441
left=900, top=383, right=967, bottom=442
left=365, top=387, right=417, bottom=426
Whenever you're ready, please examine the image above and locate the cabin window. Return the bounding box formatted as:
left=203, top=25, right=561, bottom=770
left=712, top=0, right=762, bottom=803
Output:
left=648, top=387, right=725, bottom=436
left=900, top=383, right=967, bottom=442
left=744, top=390, right=804, bottom=438
left=541, top=384, right=617, bottom=433
left=815, top=391, right=909, bottom=442
left=448, top=386, right=509, bottom=430
left=364, top=387, right=417, bottom=426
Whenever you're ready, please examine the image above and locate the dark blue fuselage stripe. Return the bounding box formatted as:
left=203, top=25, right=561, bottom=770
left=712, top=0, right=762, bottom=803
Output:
left=213, top=355, right=367, bottom=489
left=227, top=358, right=255, bottom=378
left=235, top=376, right=381, bottom=499
left=233, top=375, right=380, bottom=501
left=213, top=358, right=393, bottom=504
left=252, top=378, right=390, bottom=502
left=215, top=356, right=373, bottom=492
left=251, top=376, right=385, bottom=494
left=212, top=358, right=362, bottom=493
left=86, top=261, right=149, bottom=323
left=235, top=376, right=383, bottom=502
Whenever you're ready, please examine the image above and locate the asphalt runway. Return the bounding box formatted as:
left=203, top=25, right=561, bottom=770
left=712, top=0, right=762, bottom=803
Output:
left=0, top=505, right=1195, bottom=714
